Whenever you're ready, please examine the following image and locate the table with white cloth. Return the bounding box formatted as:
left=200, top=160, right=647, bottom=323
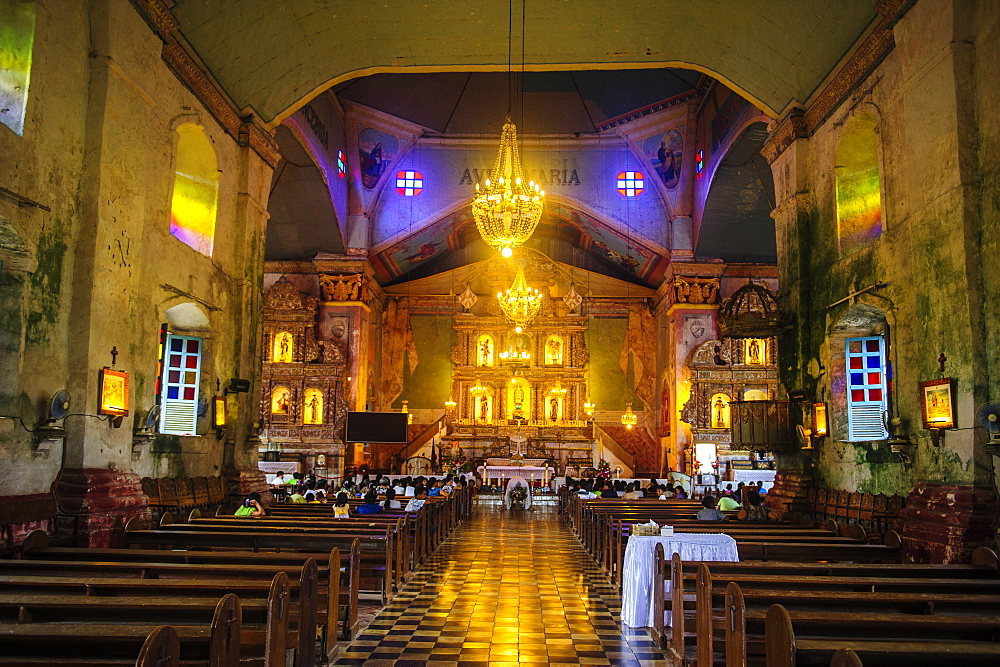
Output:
left=478, top=465, right=549, bottom=487
left=620, top=533, right=739, bottom=628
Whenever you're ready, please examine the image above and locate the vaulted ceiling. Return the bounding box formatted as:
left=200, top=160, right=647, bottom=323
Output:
left=169, top=0, right=879, bottom=124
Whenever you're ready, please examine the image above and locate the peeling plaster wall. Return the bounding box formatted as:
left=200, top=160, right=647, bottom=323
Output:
left=0, top=1, right=272, bottom=496
left=770, top=0, right=998, bottom=497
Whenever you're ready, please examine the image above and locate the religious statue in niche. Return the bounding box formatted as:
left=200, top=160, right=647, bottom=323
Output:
left=273, top=331, right=294, bottom=363
left=711, top=393, right=731, bottom=428
left=509, top=332, right=530, bottom=358
left=508, top=379, right=530, bottom=420
left=477, top=334, right=494, bottom=367
left=271, top=386, right=292, bottom=414
left=303, top=388, right=324, bottom=425
left=745, top=338, right=766, bottom=365
left=476, top=395, right=492, bottom=422
left=545, top=334, right=563, bottom=365
left=549, top=397, right=560, bottom=421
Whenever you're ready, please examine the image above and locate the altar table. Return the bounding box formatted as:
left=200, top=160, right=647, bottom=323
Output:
left=620, top=533, right=739, bottom=627
left=478, top=465, right=550, bottom=487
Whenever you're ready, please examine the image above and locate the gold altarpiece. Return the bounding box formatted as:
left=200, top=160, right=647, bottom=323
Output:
left=259, top=276, right=348, bottom=467
left=443, top=257, right=595, bottom=467
left=679, top=337, right=779, bottom=464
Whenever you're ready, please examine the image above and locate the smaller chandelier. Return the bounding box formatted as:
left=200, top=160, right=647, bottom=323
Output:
left=499, top=348, right=530, bottom=363
left=584, top=398, right=595, bottom=418
left=548, top=380, right=568, bottom=396
left=621, top=402, right=638, bottom=430
left=469, top=380, right=489, bottom=398
left=497, top=259, right=543, bottom=332
left=444, top=396, right=457, bottom=411
left=472, top=119, right=544, bottom=257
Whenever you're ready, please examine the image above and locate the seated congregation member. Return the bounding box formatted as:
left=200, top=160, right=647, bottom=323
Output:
left=271, top=471, right=288, bottom=486
left=738, top=492, right=774, bottom=522
left=428, top=480, right=445, bottom=497
left=235, top=492, right=265, bottom=517
left=673, top=485, right=688, bottom=499
left=622, top=482, right=642, bottom=500
left=696, top=495, right=727, bottom=521
left=288, top=487, right=307, bottom=503
left=357, top=491, right=383, bottom=514
left=333, top=492, right=351, bottom=517
left=382, top=488, right=402, bottom=510
left=716, top=493, right=741, bottom=511
left=304, top=491, right=316, bottom=502
left=600, top=481, right=618, bottom=499
left=404, top=479, right=417, bottom=497
left=393, top=479, right=407, bottom=495
left=576, top=482, right=597, bottom=499
left=658, top=485, right=675, bottom=500
left=643, top=479, right=659, bottom=497
left=405, top=487, right=428, bottom=512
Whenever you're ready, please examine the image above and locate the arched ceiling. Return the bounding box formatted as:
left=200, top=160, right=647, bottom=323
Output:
left=170, top=0, right=878, bottom=124
left=695, top=122, right=776, bottom=263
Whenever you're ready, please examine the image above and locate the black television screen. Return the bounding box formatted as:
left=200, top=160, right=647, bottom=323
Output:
left=345, top=411, right=409, bottom=444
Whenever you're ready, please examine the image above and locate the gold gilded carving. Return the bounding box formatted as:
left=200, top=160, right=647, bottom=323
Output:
left=265, top=276, right=315, bottom=310
left=319, top=274, right=363, bottom=302
left=574, top=333, right=589, bottom=366
left=317, top=340, right=345, bottom=364
left=675, top=276, right=720, bottom=304
left=760, top=111, right=809, bottom=164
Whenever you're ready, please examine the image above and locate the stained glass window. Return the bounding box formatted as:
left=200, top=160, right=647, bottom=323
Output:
left=160, top=334, right=202, bottom=435
left=337, top=150, right=346, bottom=178
left=845, top=336, right=888, bottom=440
left=695, top=149, right=705, bottom=178
left=616, top=171, right=644, bottom=197
left=396, top=170, right=423, bottom=196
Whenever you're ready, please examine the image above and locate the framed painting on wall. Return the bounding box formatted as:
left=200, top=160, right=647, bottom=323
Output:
left=99, top=368, right=129, bottom=417
left=919, top=377, right=954, bottom=429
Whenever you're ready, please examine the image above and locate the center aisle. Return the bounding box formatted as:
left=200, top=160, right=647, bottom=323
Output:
left=335, top=503, right=668, bottom=666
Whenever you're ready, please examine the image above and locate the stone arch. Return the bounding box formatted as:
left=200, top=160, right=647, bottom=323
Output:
left=835, top=113, right=883, bottom=257
left=164, top=302, right=211, bottom=332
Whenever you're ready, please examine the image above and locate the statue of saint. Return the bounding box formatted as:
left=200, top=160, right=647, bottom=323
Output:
left=307, top=395, right=321, bottom=423
left=479, top=397, right=489, bottom=422
left=550, top=398, right=559, bottom=421
left=480, top=337, right=492, bottom=366
left=546, top=336, right=562, bottom=364
left=713, top=397, right=727, bottom=428
left=748, top=339, right=762, bottom=364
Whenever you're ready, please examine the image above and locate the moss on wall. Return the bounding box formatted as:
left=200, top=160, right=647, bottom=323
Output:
left=397, top=315, right=454, bottom=410
left=25, top=224, right=67, bottom=345
left=586, top=317, right=640, bottom=410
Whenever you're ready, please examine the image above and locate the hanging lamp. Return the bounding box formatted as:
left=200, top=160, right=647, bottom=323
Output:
left=621, top=402, right=638, bottom=430
left=496, top=258, right=543, bottom=332
left=471, top=0, right=543, bottom=257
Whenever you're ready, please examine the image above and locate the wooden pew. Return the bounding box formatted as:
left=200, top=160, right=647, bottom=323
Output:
left=1, top=551, right=309, bottom=665
left=765, top=602, right=1000, bottom=666
left=673, top=547, right=1000, bottom=666
left=124, top=520, right=396, bottom=605
left=0, top=583, right=278, bottom=666
left=22, top=536, right=360, bottom=645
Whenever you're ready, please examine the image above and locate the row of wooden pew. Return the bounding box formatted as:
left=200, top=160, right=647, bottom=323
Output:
left=0, top=488, right=469, bottom=665
left=801, top=488, right=905, bottom=535
left=140, top=475, right=229, bottom=518
left=566, top=494, right=1000, bottom=665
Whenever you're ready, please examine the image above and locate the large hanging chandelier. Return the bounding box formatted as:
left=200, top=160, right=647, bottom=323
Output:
left=472, top=120, right=544, bottom=257
left=621, top=402, right=638, bottom=430
left=497, top=259, right=543, bottom=332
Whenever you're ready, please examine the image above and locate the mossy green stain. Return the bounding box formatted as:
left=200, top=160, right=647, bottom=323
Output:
left=25, top=226, right=68, bottom=345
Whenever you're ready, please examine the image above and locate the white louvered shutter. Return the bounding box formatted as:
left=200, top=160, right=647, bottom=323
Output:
left=160, top=334, right=202, bottom=436
left=845, top=336, right=889, bottom=440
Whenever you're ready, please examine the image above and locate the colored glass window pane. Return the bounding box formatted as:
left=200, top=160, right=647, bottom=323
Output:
left=171, top=338, right=183, bottom=351
left=868, top=388, right=882, bottom=401
left=866, top=340, right=879, bottom=352
left=851, top=373, right=864, bottom=385
left=187, top=339, right=199, bottom=353
left=849, top=340, right=862, bottom=353
left=867, top=356, right=881, bottom=368
left=867, top=372, right=881, bottom=385
left=851, top=389, right=865, bottom=402
left=167, top=387, right=179, bottom=399
left=395, top=170, right=423, bottom=196
left=168, top=370, right=180, bottom=383
left=337, top=150, right=346, bottom=177
left=616, top=171, right=644, bottom=197
left=849, top=357, right=863, bottom=369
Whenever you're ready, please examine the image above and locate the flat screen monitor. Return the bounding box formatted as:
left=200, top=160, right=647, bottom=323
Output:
left=345, top=411, right=408, bottom=444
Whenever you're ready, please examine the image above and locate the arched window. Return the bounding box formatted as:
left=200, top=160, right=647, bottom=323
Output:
left=0, top=1, right=36, bottom=136
left=835, top=114, right=882, bottom=256
left=170, top=123, right=219, bottom=256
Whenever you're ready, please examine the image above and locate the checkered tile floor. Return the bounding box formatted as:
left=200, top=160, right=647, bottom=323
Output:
left=334, top=504, right=668, bottom=666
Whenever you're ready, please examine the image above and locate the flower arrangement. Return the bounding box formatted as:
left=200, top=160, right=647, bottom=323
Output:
left=442, top=453, right=469, bottom=474
left=510, top=484, right=528, bottom=502
left=597, top=459, right=612, bottom=480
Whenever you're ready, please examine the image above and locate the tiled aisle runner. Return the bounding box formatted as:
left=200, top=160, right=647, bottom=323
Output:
left=335, top=505, right=668, bottom=666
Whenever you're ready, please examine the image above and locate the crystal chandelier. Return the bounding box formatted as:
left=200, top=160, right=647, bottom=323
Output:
left=497, top=259, right=543, bottom=332
left=547, top=379, right=568, bottom=396
left=621, top=402, right=638, bottom=430
left=472, top=119, right=544, bottom=257
left=469, top=379, right=488, bottom=398
left=583, top=397, right=595, bottom=419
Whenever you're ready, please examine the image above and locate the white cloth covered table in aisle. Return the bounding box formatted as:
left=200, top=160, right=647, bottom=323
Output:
left=620, top=533, right=739, bottom=627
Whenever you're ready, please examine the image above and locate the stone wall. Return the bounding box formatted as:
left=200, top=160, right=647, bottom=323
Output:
left=766, top=0, right=998, bottom=559
left=0, top=1, right=273, bottom=539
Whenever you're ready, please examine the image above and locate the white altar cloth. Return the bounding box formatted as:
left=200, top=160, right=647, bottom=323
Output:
left=620, top=533, right=739, bottom=628
left=478, top=465, right=549, bottom=484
